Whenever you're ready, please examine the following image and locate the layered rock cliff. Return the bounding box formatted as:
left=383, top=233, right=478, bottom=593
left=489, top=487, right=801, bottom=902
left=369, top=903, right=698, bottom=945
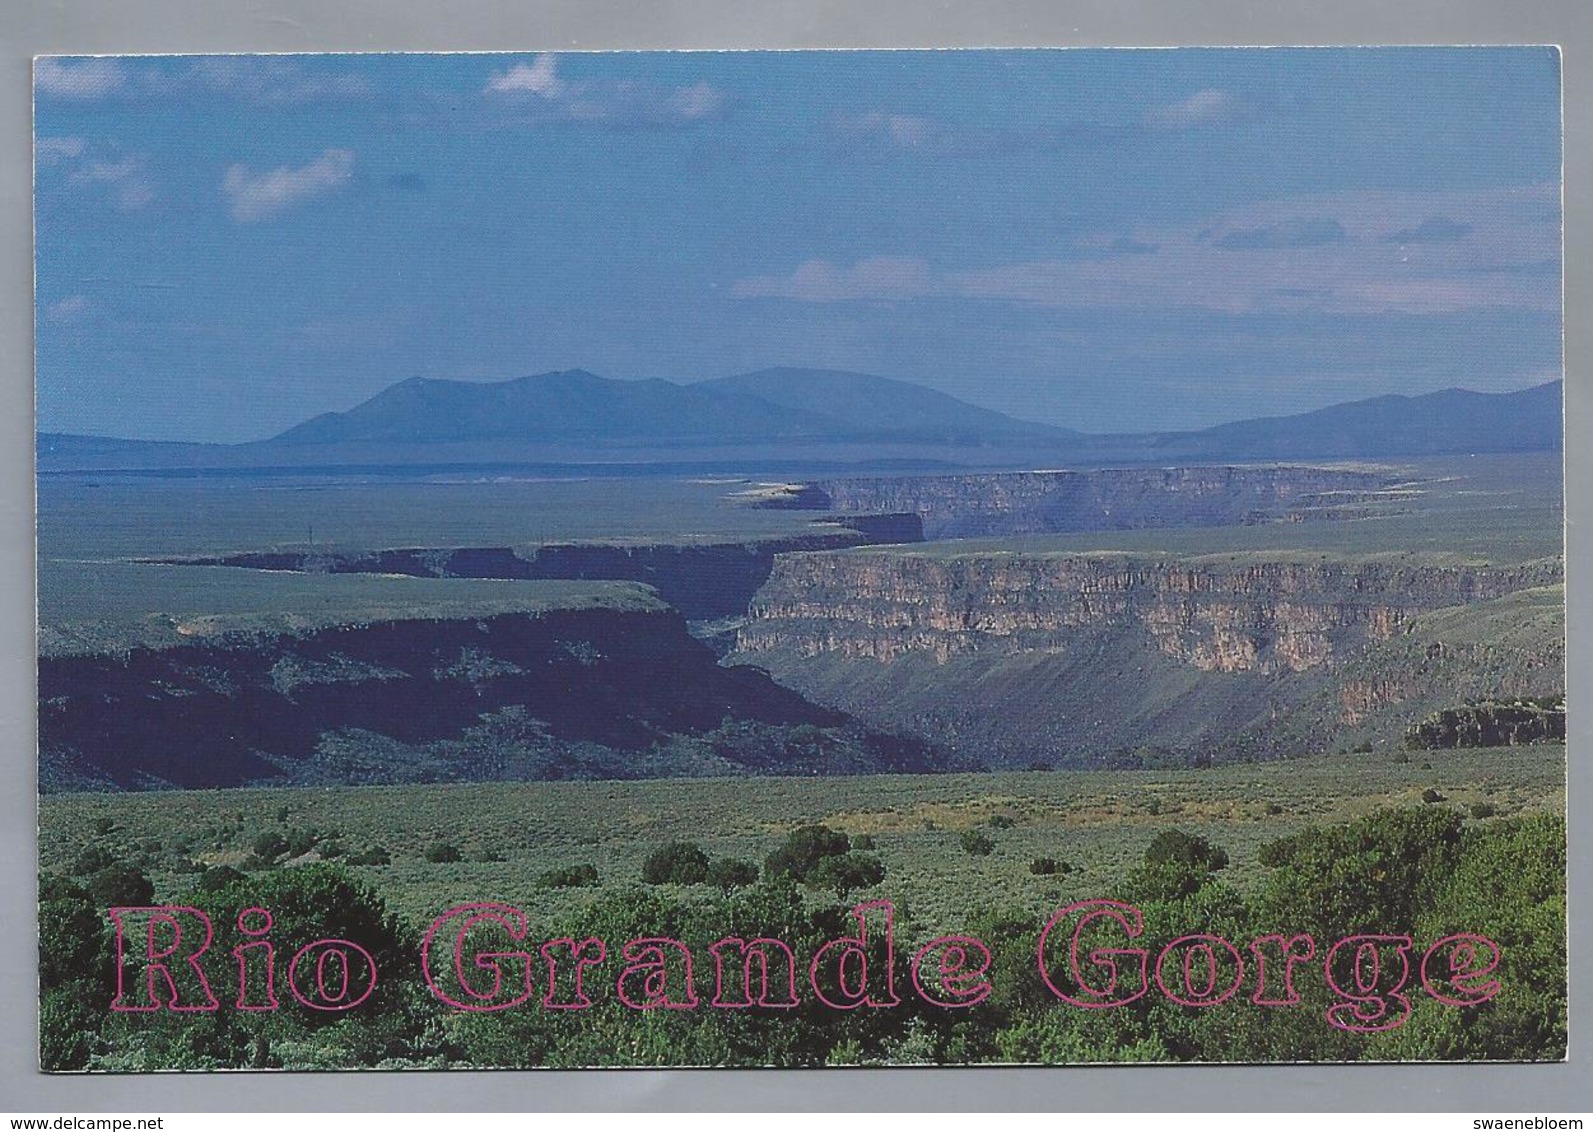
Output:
left=1405, top=700, right=1566, bottom=749
left=751, top=466, right=1398, bottom=538
left=738, top=551, right=1560, bottom=673
left=152, top=518, right=923, bottom=622
left=731, top=549, right=1563, bottom=765
left=39, top=597, right=934, bottom=792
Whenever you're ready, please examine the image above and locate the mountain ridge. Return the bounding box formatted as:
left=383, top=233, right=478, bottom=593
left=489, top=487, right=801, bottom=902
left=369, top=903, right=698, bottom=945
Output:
left=37, top=370, right=1562, bottom=472
left=1149, top=380, right=1562, bottom=460
left=271, top=366, right=1072, bottom=448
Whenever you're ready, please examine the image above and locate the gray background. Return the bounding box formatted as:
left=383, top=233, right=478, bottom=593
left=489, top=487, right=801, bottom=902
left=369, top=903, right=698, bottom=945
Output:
left=0, top=0, right=1587, bottom=1112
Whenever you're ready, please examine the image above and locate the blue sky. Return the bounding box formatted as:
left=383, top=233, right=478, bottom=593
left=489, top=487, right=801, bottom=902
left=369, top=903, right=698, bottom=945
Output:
left=34, top=49, right=1561, bottom=441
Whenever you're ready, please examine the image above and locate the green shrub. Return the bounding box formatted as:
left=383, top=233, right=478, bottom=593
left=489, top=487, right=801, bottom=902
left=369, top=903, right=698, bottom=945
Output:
left=959, top=830, right=995, bottom=856
left=283, top=828, right=319, bottom=858
left=83, top=864, right=154, bottom=908
left=38, top=874, right=112, bottom=994
left=1123, top=829, right=1233, bottom=902
left=346, top=845, right=391, bottom=867
left=195, top=865, right=247, bottom=892
left=40, top=988, right=99, bottom=1070
left=424, top=841, right=463, bottom=864
left=807, top=852, right=885, bottom=899
left=1469, top=801, right=1498, bottom=819
left=641, top=841, right=711, bottom=885
left=1256, top=807, right=1464, bottom=937
left=251, top=831, right=289, bottom=861
left=539, top=863, right=600, bottom=889
left=69, top=845, right=116, bottom=876
left=765, top=824, right=851, bottom=881
left=1144, top=829, right=1228, bottom=871
left=706, top=857, right=759, bottom=891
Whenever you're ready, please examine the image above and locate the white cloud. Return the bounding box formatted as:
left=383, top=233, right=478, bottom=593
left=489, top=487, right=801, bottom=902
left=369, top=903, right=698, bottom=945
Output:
left=222, top=148, right=355, bottom=222
left=182, top=57, right=372, bottom=106
left=1144, top=89, right=1243, bottom=130
left=834, top=111, right=936, bottom=149
left=35, top=57, right=126, bottom=99
left=483, top=54, right=728, bottom=127
left=732, top=256, right=941, bottom=302
left=45, top=295, right=90, bottom=323
left=487, top=54, right=564, bottom=98
left=36, top=56, right=371, bottom=106
left=65, top=154, right=156, bottom=211
left=670, top=81, right=727, bottom=122
left=35, top=137, right=85, bottom=166
left=36, top=137, right=156, bottom=210
left=827, top=110, right=1028, bottom=156
left=732, top=186, right=1560, bottom=317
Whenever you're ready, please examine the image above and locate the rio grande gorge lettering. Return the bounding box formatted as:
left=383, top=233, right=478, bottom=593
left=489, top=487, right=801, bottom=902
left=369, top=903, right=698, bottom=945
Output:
left=103, top=898, right=1502, bottom=1033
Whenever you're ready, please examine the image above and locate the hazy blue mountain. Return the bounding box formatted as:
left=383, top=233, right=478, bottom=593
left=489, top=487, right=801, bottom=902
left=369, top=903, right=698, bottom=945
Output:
left=698, top=367, right=1077, bottom=442
left=37, top=371, right=1562, bottom=473
left=1145, top=380, right=1563, bottom=459
left=271, top=368, right=1070, bottom=448
left=272, top=370, right=840, bottom=445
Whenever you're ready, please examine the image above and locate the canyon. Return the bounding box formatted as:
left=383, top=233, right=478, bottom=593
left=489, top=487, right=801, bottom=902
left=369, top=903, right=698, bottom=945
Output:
left=149, top=516, right=923, bottom=622
left=38, top=592, right=936, bottom=792
left=750, top=465, right=1401, bottom=538
left=729, top=551, right=1563, bottom=766
left=44, top=455, right=1563, bottom=785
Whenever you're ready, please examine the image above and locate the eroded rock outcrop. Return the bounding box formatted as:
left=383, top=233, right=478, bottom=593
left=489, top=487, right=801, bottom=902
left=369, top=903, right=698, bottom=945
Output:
left=752, top=466, right=1399, bottom=538
left=1404, top=701, right=1565, bottom=749
left=731, top=550, right=1563, bottom=766
left=39, top=601, right=935, bottom=792
left=148, top=518, right=923, bottom=622
left=737, top=551, right=1560, bottom=675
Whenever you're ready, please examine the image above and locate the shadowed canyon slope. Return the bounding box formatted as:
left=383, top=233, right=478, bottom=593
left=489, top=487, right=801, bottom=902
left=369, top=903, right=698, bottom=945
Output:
left=39, top=589, right=937, bottom=792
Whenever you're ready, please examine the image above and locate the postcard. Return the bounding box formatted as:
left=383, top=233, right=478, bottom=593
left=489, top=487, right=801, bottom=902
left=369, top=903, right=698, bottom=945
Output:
left=34, top=47, right=1565, bottom=1070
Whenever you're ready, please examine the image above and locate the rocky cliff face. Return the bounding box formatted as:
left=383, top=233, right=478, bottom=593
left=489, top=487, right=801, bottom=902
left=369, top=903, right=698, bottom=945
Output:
left=152, top=519, right=922, bottom=622
left=39, top=603, right=932, bottom=792
left=1405, top=701, right=1565, bottom=749
left=738, top=551, right=1560, bottom=674
left=754, top=466, right=1396, bottom=538
left=731, top=550, right=1563, bottom=765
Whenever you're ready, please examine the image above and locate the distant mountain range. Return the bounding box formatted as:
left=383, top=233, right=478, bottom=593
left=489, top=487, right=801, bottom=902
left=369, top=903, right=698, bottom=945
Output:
left=274, top=367, right=1074, bottom=448
left=37, top=368, right=1562, bottom=473
left=1144, top=380, right=1564, bottom=461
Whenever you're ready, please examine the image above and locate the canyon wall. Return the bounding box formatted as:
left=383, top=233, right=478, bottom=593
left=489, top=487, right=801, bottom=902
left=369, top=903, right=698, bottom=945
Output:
left=154, top=518, right=923, bottom=622
left=731, top=549, right=1563, bottom=765
left=40, top=601, right=932, bottom=792
left=754, top=466, right=1398, bottom=538
left=738, top=551, right=1560, bottom=673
